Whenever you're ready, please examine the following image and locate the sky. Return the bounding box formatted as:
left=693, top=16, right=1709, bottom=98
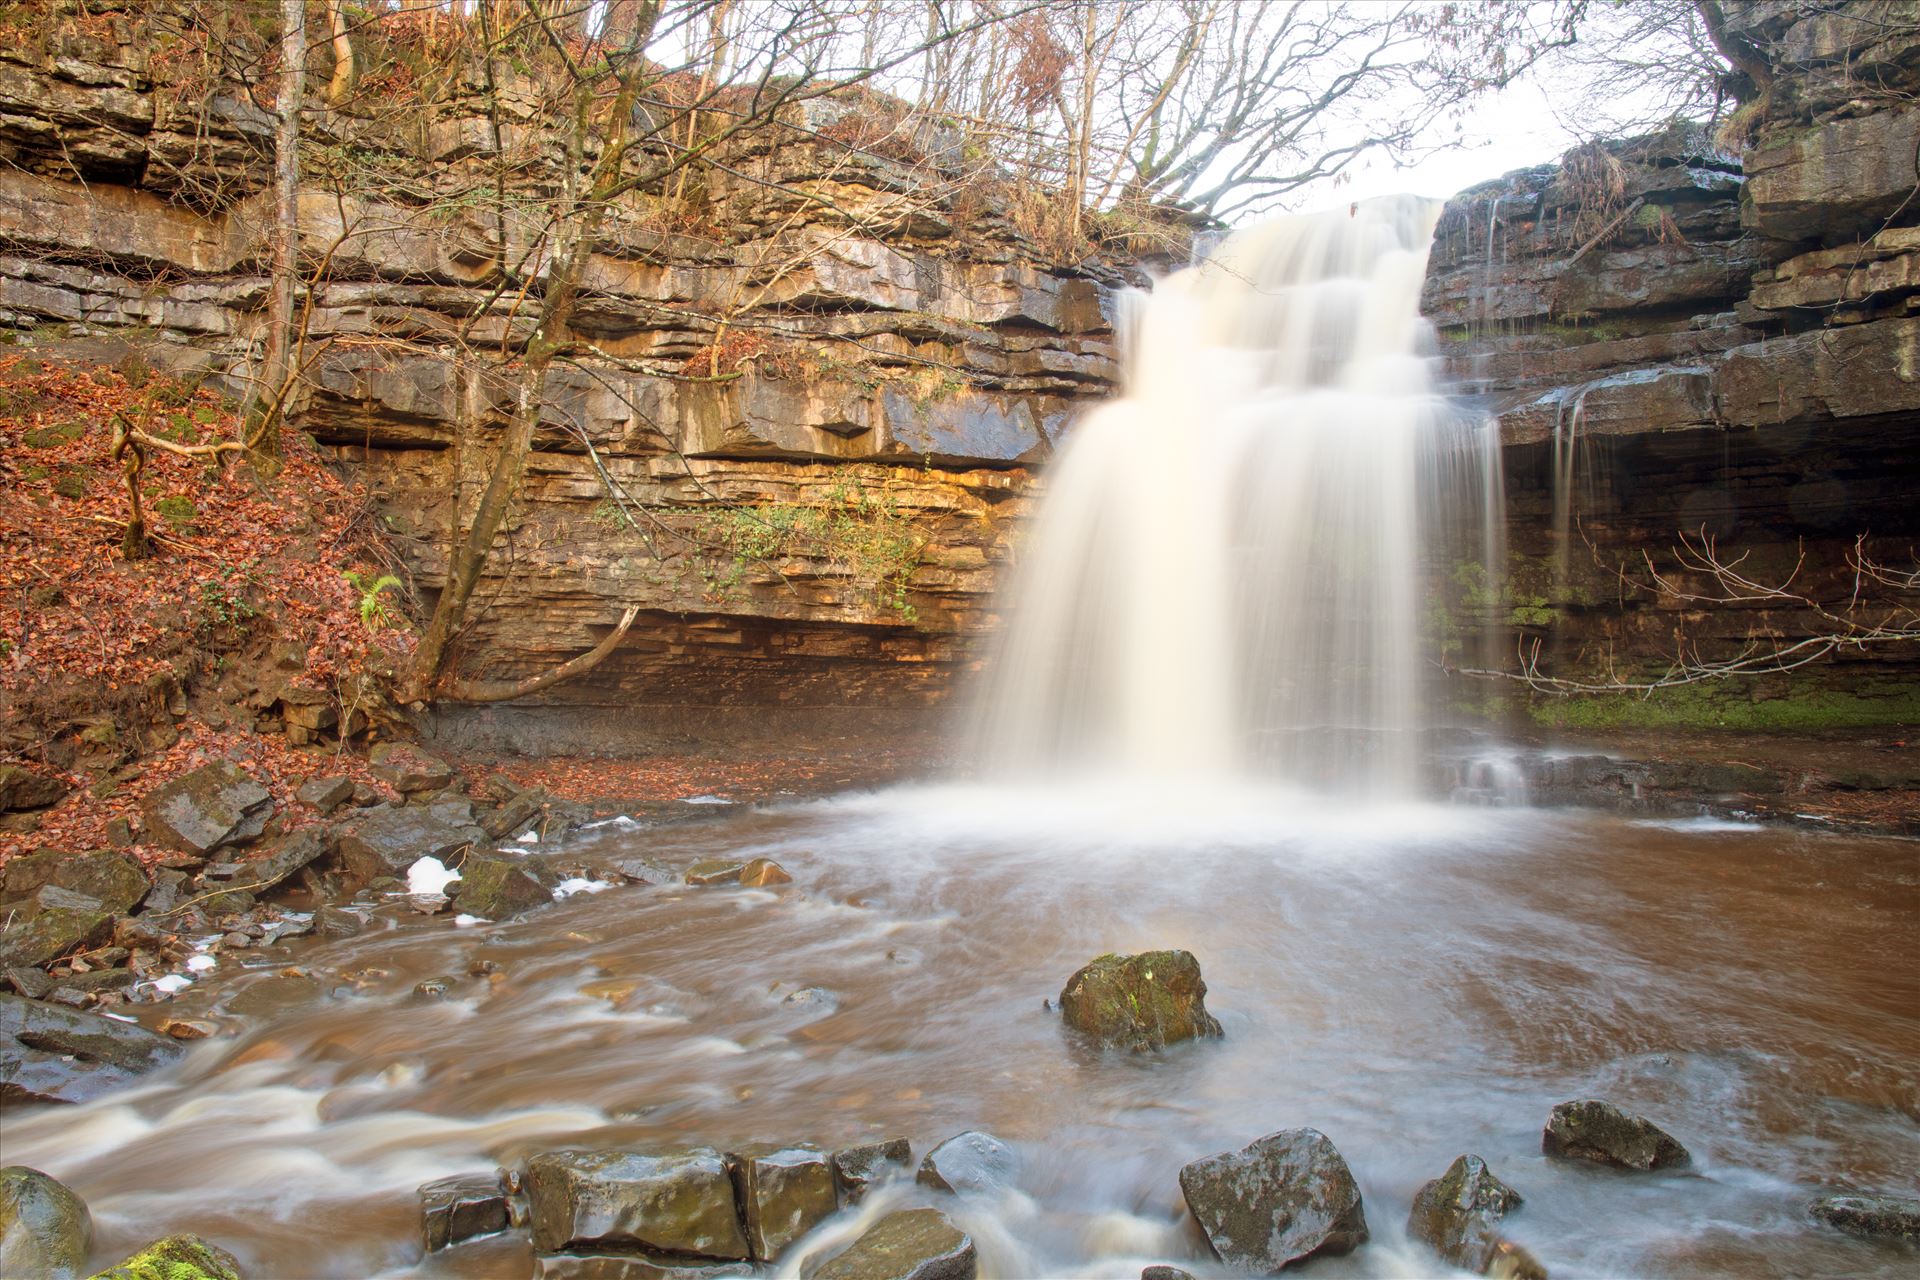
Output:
left=1333, top=77, right=1575, bottom=206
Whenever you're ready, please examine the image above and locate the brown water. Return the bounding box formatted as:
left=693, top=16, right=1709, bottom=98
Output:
left=8, top=783, right=1918, bottom=1278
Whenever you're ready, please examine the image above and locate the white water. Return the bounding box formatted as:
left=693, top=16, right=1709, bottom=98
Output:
left=974, top=197, right=1498, bottom=794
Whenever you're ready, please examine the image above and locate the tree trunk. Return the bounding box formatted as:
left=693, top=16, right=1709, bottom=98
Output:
left=325, top=0, right=356, bottom=106
left=250, top=0, right=305, bottom=464
left=440, top=606, right=641, bottom=702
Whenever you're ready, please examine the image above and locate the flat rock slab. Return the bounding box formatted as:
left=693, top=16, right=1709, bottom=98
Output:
left=199, top=829, right=328, bottom=896
left=0, top=765, right=68, bottom=813
left=419, top=1172, right=510, bottom=1252
left=1407, top=1155, right=1544, bottom=1279
left=0, top=1165, right=92, bottom=1280
left=1058, top=950, right=1222, bottom=1051
left=1542, top=1100, right=1690, bottom=1171
left=0, top=886, right=114, bottom=969
left=814, top=1207, right=977, bottom=1280
left=917, top=1130, right=1017, bottom=1196
left=454, top=854, right=552, bottom=919
left=1178, top=1128, right=1370, bottom=1272
left=533, top=1254, right=755, bottom=1279
left=140, top=760, right=274, bottom=855
left=728, top=1143, right=837, bottom=1260
left=369, top=742, right=455, bottom=794
left=526, top=1147, right=750, bottom=1259
left=832, top=1137, right=911, bottom=1201
left=0, top=992, right=185, bottom=1105
left=1811, top=1193, right=1920, bottom=1240
left=0, top=848, right=147, bottom=914
left=336, top=802, right=485, bottom=887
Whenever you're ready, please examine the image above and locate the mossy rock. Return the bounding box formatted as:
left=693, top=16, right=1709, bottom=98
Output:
left=88, top=1233, right=243, bottom=1280
left=1058, top=950, right=1223, bottom=1051
left=0, top=1165, right=92, bottom=1280
left=23, top=422, right=84, bottom=449
left=153, top=496, right=197, bottom=527
left=51, top=470, right=88, bottom=500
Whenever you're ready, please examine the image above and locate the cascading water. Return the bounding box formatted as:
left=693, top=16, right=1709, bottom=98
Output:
left=974, top=196, right=1498, bottom=794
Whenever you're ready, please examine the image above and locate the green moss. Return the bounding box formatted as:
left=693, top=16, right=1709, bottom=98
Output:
left=1528, top=683, right=1920, bottom=731
left=52, top=468, right=88, bottom=499
left=23, top=421, right=84, bottom=448
left=87, top=1233, right=244, bottom=1280
left=154, top=496, right=197, bottom=526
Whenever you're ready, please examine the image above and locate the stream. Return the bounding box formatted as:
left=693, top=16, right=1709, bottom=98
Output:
left=7, top=782, right=1917, bottom=1278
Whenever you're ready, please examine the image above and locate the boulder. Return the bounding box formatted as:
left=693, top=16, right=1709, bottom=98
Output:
left=738, top=858, right=792, bottom=887
left=89, top=1233, right=243, bottom=1280
left=0, top=993, right=186, bottom=1104
left=526, top=1147, right=750, bottom=1259
left=831, top=1137, right=911, bottom=1202
left=1058, top=950, right=1222, bottom=1051
left=197, top=830, right=328, bottom=897
left=917, top=1131, right=1017, bottom=1196
left=532, top=1255, right=755, bottom=1278
left=0, top=766, right=68, bottom=813
left=0, top=1165, right=91, bottom=1280
left=480, top=788, right=546, bottom=840
left=1177, top=1129, right=1369, bottom=1272
left=814, top=1207, right=976, bottom=1280
left=295, top=775, right=355, bottom=814
left=685, top=859, right=747, bottom=886
left=369, top=742, right=455, bottom=794
left=0, top=886, right=115, bottom=969
left=1406, top=1155, right=1546, bottom=1279
left=728, top=1143, right=838, bottom=1260
left=313, top=905, right=363, bottom=939
left=1140, top=1269, right=1195, bottom=1280
left=453, top=854, right=552, bottom=919
left=0, top=848, right=147, bottom=914
left=1810, top=1193, right=1920, bottom=1240
left=140, top=760, right=274, bottom=855
left=419, top=1172, right=510, bottom=1251
left=335, top=802, right=484, bottom=888
left=1541, top=1100, right=1690, bottom=1171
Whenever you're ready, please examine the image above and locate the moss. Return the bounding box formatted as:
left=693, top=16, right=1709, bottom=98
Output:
left=1527, top=683, right=1920, bottom=731
left=88, top=1233, right=244, bottom=1280
left=23, top=421, right=84, bottom=448
left=154, top=496, right=197, bottom=526
left=52, top=468, right=87, bottom=499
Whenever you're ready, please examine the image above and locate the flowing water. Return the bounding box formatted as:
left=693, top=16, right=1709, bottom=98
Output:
left=7, top=792, right=1917, bottom=1278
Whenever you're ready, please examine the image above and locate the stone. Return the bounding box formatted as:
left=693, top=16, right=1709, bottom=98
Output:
left=420, top=1171, right=510, bottom=1251
left=0, top=765, right=68, bottom=812
left=0, top=885, right=114, bottom=969
left=296, top=775, right=355, bottom=814
left=814, top=1207, right=976, bottom=1280
left=1810, top=1193, right=1920, bottom=1240
left=685, top=858, right=747, bottom=886
left=1541, top=1100, right=1690, bottom=1171
left=1745, top=105, right=1920, bottom=243
left=479, top=788, right=545, bottom=840
left=526, top=1147, right=751, bottom=1259
left=1177, top=1128, right=1370, bottom=1272
left=0, top=1165, right=91, bottom=1280
left=0, top=849, right=147, bottom=914
left=159, top=1018, right=216, bottom=1040
left=917, top=1131, right=1017, bottom=1196
left=738, top=858, right=793, bottom=887
left=88, top=1233, right=243, bottom=1280
left=454, top=854, right=552, bottom=919
left=197, top=830, right=328, bottom=897
left=369, top=742, right=455, bottom=794
left=1058, top=950, right=1222, bottom=1051
left=314, top=905, right=363, bottom=939
left=1406, top=1155, right=1545, bottom=1279
left=831, top=1137, right=911, bottom=1202
left=139, top=760, right=274, bottom=855
left=0, top=993, right=186, bottom=1104
left=5, top=967, right=54, bottom=998
left=532, top=1255, right=755, bottom=1279
left=335, top=802, right=485, bottom=888
left=728, top=1143, right=837, bottom=1260
left=1140, top=1269, right=1195, bottom=1280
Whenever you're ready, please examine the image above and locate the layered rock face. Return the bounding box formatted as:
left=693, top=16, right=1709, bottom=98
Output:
left=1422, top=0, right=1920, bottom=729
left=0, top=8, right=1140, bottom=746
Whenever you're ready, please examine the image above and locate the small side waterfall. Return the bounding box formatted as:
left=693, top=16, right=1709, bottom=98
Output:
left=973, top=196, right=1499, bottom=795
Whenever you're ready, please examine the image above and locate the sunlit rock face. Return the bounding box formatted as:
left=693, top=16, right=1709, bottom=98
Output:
left=1420, top=0, right=1920, bottom=729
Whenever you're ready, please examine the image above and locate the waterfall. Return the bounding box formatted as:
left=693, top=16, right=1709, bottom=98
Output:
left=973, top=196, right=1498, bottom=795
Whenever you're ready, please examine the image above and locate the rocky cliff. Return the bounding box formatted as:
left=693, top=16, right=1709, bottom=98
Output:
left=0, top=6, right=1148, bottom=748
left=1422, top=0, right=1920, bottom=731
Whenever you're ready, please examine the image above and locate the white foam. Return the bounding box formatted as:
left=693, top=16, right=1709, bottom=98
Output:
left=552, top=877, right=613, bottom=899
left=185, top=954, right=216, bottom=973
left=405, top=856, right=461, bottom=896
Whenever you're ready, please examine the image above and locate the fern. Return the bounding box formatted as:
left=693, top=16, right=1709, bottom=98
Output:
left=342, top=570, right=403, bottom=631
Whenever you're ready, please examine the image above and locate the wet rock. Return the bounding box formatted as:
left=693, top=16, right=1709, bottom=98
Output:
left=480, top=788, right=546, bottom=840
left=1178, top=1128, right=1369, bottom=1272
left=420, top=1171, right=510, bottom=1251
left=137, top=869, right=189, bottom=918
left=593, top=854, right=675, bottom=886
left=1541, top=1100, right=1690, bottom=1171
left=815, top=1207, right=976, bottom=1280
left=917, top=1130, right=1017, bottom=1196
left=1810, top=1193, right=1920, bottom=1240
left=1, top=848, right=147, bottom=913
left=726, top=1143, right=837, bottom=1260
left=532, top=1255, right=755, bottom=1279
left=159, top=1017, right=216, bottom=1040
left=685, top=858, right=747, bottom=886
left=739, top=858, right=792, bottom=887
left=89, top=1233, right=243, bottom=1280
left=830, top=1138, right=911, bottom=1202
left=0, top=765, right=68, bottom=813
left=1407, top=1155, right=1546, bottom=1279
left=198, top=829, right=329, bottom=897
left=526, top=1147, right=751, bottom=1259
left=296, top=775, right=355, bottom=814
left=1058, top=950, right=1222, bottom=1051
left=140, top=760, right=274, bottom=855
left=0, top=993, right=186, bottom=1104
left=0, top=1165, right=91, bottom=1280
left=4, top=967, right=54, bottom=999
left=780, top=986, right=839, bottom=1014
left=413, top=977, right=453, bottom=1000
left=370, top=742, right=455, bottom=794
left=335, top=802, right=485, bottom=888
left=0, top=885, right=114, bottom=969
left=314, top=905, right=364, bottom=939
left=454, top=854, right=551, bottom=919
left=1140, top=1269, right=1196, bottom=1280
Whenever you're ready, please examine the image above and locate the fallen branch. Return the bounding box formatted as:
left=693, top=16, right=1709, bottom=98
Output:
left=439, top=605, right=640, bottom=703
